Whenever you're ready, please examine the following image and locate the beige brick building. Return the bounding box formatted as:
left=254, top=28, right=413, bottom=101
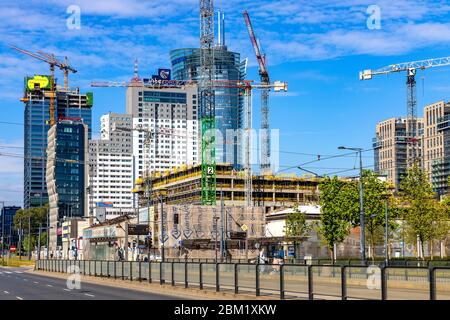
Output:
left=374, top=100, right=450, bottom=193
left=423, top=100, right=450, bottom=194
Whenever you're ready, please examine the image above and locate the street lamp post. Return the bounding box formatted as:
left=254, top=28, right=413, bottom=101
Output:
left=338, top=146, right=365, bottom=265
left=297, top=166, right=324, bottom=178
left=1, top=201, right=5, bottom=266
left=27, top=214, right=31, bottom=260
left=384, top=197, right=389, bottom=265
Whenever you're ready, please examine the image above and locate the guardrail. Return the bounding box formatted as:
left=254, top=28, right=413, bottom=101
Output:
left=163, top=257, right=450, bottom=267
left=35, top=260, right=450, bottom=300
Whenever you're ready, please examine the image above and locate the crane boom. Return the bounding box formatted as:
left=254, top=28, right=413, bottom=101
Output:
left=360, top=56, right=450, bottom=80
left=243, top=10, right=268, bottom=77
left=11, top=45, right=77, bottom=126
left=243, top=10, right=273, bottom=176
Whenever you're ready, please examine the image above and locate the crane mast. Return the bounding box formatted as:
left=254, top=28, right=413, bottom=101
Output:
left=243, top=11, right=271, bottom=175
left=200, top=0, right=216, bottom=205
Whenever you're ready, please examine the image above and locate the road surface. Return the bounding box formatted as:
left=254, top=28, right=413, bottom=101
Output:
left=0, top=266, right=184, bottom=300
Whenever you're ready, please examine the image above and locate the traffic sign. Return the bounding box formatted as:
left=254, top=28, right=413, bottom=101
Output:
left=240, top=224, right=248, bottom=232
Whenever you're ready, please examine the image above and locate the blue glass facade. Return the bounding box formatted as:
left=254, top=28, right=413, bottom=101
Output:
left=24, top=93, right=52, bottom=208
left=23, top=81, right=92, bottom=209
left=0, top=206, right=21, bottom=247
left=170, top=48, right=246, bottom=167
left=53, top=121, right=87, bottom=219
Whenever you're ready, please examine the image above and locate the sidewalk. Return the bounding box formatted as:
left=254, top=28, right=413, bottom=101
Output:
left=29, top=269, right=278, bottom=300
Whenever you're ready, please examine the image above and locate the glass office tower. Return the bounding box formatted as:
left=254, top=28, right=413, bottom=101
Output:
left=23, top=76, right=92, bottom=208
left=47, top=119, right=88, bottom=249
left=170, top=47, right=247, bottom=168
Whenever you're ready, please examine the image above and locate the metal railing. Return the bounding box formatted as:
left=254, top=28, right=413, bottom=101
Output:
left=35, top=260, right=450, bottom=300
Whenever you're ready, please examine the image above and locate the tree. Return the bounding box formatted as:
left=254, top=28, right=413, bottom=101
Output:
left=13, top=205, right=49, bottom=255
left=318, top=171, right=398, bottom=261
left=399, top=163, right=448, bottom=259
left=360, top=171, right=391, bottom=260
left=317, top=176, right=354, bottom=261
left=285, top=207, right=310, bottom=259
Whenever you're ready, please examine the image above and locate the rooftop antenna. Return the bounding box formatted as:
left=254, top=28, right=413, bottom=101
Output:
left=131, top=58, right=141, bottom=83
left=222, top=13, right=226, bottom=47
left=217, top=10, right=221, bottom=46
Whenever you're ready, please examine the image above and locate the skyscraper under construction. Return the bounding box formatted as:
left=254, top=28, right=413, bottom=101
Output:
left=170, top=16, right=247, bottom=169
left=22, top=75, right=93, bottom=208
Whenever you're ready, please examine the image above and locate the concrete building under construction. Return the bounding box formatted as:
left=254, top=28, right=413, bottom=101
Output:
left=133, top=163, right=320, bottom=212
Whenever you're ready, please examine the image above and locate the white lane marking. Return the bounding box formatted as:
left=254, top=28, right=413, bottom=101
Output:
left=46, top=284, right=53, bottom=287
left=4, top=271, right=12, bottom=274
left=84, top=293, right=95, bottom=297
left=16, top=296, right=23, bottom=300
left=33, top=281, right=39, bottom=284
left=23, top=279, right=28, bottom=282
left=14, top=271, right=23, bottom=274
left=63, top=289, right=71, bottom=292
left=3, top=291, right=9, bottom=294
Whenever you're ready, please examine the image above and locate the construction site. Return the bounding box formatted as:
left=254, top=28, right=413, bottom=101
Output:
left=134, top=163, right=319, bottom=210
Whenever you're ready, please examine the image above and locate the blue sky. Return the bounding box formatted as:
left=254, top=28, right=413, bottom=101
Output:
left=1, top=0, right=450, bottom=206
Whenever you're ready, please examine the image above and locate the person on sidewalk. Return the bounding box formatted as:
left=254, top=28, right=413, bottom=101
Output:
left=258, top=248, right=268, bottom=274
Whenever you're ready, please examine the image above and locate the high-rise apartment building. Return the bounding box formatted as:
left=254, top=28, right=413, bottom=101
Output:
left=88, top=113, right=134, bottom=218
left=46, top=119, right=88, bottom=250
left=373, top=117, right=423, bottom=189
left=423, top=101, right=450, bottom=195
left=126, top=83, right=200, bottom=180
left=170, top=46, right=247, bottom=167
left=23, top=75, right=92, bottom=208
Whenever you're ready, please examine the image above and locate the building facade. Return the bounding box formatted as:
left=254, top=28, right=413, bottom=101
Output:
left=46, top=119, right=88, bottom=251
left=88, top=113, right=134, bottom=218
left=0, top=206, right=21, bottom=248
left=170, top=47, right=247, bottom=167
left=23, top=75, right=92, bottom=208
left=374, top=117, right=423, bottom=190
left=126, top=83, right=200, bottom=180
left=134, top=163, right=320, bottom=212
left=423, top=100, right=450, bottom=195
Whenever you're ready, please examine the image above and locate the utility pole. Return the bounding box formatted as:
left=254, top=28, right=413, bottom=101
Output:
left=385, top=197, right=389, bottom=266
left=160, top=195, right=165, bottom=262
left=124, top=221, right=129, bottom=261
left=46, top=207, right=49, bottom=259
left=18, top=219, right=22, bottom=260
left=220, top=188, right=224, bottom=262
left=27, top=214, right=31, bottom=260
left=37, top=223, right=42, bottom=261
left=1, top=202, right=4, bottom=266
left=338, top=146, right=365, bottom=265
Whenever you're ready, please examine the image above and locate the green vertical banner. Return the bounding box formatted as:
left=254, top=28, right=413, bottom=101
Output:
left=86, top=92, right=94, bottom=106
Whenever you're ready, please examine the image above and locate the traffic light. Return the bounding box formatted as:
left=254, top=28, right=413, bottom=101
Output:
left=145, top=236, right=153, bottom=248
left=173, top=213, right=179, bottom=225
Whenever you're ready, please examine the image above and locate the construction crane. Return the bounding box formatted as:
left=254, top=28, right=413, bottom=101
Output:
left=91, top=77, right=287, bottom=208
left=241, top=81, right=287, bottom=207
left=360, top=56, right=450, bottom=164
left=243, top=10, right=272, bottom=176
left=11, top=45, right=77, bottom=126
left=200, top=0, right=216, bottom=205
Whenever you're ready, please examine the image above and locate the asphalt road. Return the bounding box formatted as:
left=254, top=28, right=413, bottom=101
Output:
left=0, top=266, right=183, bottom=300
